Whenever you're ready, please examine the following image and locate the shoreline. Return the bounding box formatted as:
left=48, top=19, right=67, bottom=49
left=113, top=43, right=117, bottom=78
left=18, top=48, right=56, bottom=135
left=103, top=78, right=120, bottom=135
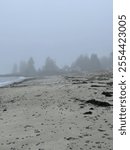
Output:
left=0, top=76, right=35, bottom=88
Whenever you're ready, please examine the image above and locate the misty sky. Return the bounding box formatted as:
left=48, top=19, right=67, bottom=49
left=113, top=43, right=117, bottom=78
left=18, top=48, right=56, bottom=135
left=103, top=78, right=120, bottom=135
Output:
left=0, top=0, right=112, bottom=74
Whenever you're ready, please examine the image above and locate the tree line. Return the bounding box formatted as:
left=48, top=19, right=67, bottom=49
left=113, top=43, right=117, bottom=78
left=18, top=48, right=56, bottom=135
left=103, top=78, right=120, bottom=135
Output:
left=12, top=53, right=112, bottom=76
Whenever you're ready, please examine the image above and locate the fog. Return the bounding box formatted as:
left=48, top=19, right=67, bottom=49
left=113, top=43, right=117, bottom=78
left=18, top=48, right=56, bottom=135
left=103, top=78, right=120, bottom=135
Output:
left=0, top=0, right=112, bottom=74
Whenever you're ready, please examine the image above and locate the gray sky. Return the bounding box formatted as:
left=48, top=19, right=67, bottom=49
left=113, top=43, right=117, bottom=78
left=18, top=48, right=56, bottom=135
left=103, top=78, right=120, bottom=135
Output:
left=0, top=0, right=112, bottom=74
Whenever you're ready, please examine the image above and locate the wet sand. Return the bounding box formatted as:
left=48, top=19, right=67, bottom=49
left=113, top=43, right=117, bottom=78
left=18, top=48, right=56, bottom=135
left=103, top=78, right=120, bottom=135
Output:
left=0, top=73, right=113, bottom=150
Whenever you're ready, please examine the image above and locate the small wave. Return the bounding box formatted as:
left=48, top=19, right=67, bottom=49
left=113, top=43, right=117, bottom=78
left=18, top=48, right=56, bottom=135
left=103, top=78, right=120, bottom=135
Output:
left=0, top=76, right=27, bottom=88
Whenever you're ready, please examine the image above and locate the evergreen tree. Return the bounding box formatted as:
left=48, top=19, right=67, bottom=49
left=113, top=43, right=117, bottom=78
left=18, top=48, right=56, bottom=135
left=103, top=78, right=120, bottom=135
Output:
left=89, top=54, right=102, bottom=72
left=71, top=55, right=90, bottom=71
left=19, top=57, right=36, bottom=75
left=43, top=57, right=59, bottom=75
left=26, top=57, right=36, bottom=75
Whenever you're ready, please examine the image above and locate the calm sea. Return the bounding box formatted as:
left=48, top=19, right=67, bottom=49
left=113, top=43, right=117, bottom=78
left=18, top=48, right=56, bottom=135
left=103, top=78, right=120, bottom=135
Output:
left=0, top=76, right=26, bottom=87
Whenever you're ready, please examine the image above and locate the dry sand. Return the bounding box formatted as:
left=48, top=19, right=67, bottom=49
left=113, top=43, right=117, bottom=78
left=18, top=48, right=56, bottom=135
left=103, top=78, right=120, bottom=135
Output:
left=0, top=73, right=113, bottom=150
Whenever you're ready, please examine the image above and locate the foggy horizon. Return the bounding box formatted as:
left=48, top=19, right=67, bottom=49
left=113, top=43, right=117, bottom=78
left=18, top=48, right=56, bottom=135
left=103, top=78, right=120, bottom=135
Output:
left=0, top=0, right=112, bottom=74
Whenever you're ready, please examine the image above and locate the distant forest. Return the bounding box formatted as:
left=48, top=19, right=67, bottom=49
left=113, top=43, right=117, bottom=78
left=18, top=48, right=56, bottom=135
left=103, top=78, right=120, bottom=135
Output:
left=12, top=53, right=113, bottom=76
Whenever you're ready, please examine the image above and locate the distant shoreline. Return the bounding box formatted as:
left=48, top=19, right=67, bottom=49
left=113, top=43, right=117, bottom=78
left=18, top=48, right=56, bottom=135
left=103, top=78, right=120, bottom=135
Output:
left=0, top=76, right=35, bottom=88
left=0, top=74, right=32, bottom=77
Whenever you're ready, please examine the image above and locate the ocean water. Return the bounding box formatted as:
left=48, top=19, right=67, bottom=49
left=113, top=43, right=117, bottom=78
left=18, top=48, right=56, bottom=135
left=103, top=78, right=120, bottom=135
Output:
left=0, top=76, right=26, bottom=87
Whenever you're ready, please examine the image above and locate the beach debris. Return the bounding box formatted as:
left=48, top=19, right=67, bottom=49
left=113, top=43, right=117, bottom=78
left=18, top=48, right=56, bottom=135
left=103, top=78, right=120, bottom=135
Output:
left=24, top=125, right=34, bottom=129
left=72, top=97, right=112, bottom=107
left=3, top=108, right=7, bottom=112
left=91, top=85, right=106, bottom=87
left=83, top=111, right=92, bottom=115
left=64, top=137, right=77, bottom=141
left=72, top=80, right=88, bottom=84
left=89, top=107, right=94, bottom=110
left=102, top=91, right=113, bottom=97
left=35, top=94, right=42, bottom=97
left=79, top=104, right=85, bottom=109
left=107, top=82, right=113, bottom=86
left=98, top=129, right=106, bottom=132
left=86, top=99, right=113, bottom=107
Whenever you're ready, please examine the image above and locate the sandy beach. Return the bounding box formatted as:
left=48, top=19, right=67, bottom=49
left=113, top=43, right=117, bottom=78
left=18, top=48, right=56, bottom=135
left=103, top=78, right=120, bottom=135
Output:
left=0, top=72, right=113, bottom=150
